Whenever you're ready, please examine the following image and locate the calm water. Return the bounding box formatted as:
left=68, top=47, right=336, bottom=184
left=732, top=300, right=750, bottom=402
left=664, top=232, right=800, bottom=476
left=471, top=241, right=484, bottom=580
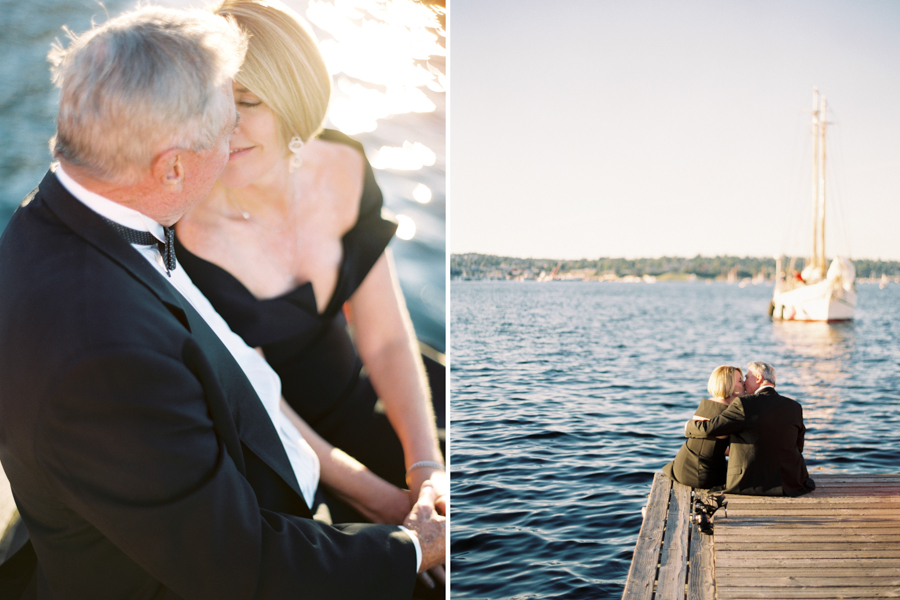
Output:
left=0, top=0, right=445, bottom=350
left=449, top=280, right=900, bottom=599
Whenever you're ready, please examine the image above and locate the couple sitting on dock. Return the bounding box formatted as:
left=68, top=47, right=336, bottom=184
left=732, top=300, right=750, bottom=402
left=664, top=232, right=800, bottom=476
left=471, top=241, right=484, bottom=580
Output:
left=663, top=362, right=815, bottom=496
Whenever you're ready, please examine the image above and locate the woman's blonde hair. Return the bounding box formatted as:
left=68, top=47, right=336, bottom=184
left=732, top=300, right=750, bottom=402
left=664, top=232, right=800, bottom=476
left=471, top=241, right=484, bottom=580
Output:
left=215, top=0, right=331, bottom=150
left=707, top=365, right=743, bottom=399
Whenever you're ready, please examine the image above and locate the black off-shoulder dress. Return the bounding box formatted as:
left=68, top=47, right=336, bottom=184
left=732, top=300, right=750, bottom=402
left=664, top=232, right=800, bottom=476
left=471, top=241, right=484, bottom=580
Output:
left=176, top=130, right=438, bottom=506
left=662, top=398, right=730, bottom=489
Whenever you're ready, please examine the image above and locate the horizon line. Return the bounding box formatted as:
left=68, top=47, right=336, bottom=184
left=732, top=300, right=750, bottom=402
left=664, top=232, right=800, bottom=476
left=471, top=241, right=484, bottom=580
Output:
left=450, top=252, right=900, bottom=263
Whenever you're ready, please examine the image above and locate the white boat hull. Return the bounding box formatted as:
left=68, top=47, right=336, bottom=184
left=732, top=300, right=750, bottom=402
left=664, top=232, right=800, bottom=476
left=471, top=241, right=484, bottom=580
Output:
left=771, top=279, right=856, bottom=322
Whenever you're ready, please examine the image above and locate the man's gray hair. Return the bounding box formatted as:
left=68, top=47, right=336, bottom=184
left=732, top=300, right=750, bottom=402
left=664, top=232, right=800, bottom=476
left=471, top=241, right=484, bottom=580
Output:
left=49, top=6, right=247, bottom=184
left=747, top=361, right=776, bottom=385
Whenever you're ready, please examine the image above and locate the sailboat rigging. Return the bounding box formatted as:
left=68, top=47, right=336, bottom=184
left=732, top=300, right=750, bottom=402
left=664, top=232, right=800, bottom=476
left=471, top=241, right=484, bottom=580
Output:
left=770, top=88, right=856, bottom=322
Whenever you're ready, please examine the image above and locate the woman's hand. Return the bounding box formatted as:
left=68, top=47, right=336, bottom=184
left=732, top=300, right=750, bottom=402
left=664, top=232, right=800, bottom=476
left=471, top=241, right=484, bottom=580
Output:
left=417, top=471, right=448, bottom=515
left=406, top=464, right=448, bottom=506
left=418, top=565, right=446, bottom=591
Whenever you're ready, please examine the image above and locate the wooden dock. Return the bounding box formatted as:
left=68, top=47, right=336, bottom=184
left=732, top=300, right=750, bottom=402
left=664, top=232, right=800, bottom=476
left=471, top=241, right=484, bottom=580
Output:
left=623, top=472, right=900, bottom=599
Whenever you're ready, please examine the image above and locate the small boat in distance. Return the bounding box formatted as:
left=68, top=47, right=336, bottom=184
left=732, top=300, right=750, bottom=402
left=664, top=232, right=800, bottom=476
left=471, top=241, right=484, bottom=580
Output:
left=770, top=88, right=857, bottom=322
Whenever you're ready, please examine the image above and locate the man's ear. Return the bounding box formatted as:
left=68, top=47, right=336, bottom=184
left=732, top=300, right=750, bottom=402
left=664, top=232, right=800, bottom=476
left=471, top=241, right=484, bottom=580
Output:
left=151, top=148, right=184, bottom=192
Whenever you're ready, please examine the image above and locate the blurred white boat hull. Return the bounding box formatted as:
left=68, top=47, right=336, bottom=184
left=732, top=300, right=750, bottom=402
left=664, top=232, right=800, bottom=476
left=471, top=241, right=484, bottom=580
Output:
left=771, top=257, right=856, bottom=322
left=772, top=281, right=856, bottom=321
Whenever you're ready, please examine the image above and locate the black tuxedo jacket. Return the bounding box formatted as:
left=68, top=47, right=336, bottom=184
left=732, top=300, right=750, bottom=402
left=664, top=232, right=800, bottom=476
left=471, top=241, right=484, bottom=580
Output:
left=685, top=387, right=815, bottom=497
left=662, top=398, right=729, bottom=489
left=0, top=171, right=416, bottom=599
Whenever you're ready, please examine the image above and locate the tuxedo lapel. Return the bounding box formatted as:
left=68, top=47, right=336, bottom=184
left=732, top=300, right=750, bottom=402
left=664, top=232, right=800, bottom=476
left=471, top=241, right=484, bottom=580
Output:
left=37, top=170, right=190, bottom=328
left=37, top=169, right=308, bottom=506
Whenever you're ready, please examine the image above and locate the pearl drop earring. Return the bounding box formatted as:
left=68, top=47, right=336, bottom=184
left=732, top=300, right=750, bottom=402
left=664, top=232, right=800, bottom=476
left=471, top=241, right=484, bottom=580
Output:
left=288, top=135, right=304, bottom=172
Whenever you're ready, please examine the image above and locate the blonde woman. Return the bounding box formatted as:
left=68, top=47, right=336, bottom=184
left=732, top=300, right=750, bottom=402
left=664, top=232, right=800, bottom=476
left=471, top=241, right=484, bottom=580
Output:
left=175, top=0, right=443, bottom=529
left=662, top=366, right=745, bottom=489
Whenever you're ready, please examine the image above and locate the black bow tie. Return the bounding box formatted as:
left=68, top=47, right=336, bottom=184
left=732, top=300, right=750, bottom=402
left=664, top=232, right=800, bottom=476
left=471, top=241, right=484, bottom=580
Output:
left=102, top=217, right=176, bottom=276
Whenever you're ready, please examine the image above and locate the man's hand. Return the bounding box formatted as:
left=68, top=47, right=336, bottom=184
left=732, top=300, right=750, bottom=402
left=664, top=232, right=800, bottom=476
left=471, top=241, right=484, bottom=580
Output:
left=403, top=480, right=446, bottom=573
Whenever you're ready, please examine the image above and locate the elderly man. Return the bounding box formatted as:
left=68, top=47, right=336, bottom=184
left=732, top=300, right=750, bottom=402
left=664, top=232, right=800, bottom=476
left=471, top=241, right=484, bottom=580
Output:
left=0, top=6, right=443, bottom=598
left=685, top=362, right=815, bottom=496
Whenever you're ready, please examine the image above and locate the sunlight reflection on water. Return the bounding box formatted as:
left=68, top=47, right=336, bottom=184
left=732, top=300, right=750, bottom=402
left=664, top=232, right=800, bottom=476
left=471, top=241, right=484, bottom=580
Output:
left=307, top=0, right=445, bottom=134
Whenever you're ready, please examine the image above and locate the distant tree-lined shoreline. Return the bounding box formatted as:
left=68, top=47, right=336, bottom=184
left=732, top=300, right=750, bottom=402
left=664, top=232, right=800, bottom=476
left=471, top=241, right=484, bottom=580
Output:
left=451, top=253, right=900, bottom=282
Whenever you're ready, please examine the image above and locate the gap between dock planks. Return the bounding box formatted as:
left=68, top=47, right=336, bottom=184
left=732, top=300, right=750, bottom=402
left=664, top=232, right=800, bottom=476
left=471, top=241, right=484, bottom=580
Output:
left=623, top=473, right=900, bottom=600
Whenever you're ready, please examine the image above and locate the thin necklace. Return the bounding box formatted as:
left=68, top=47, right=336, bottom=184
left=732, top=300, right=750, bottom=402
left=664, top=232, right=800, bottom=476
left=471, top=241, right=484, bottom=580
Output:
left=225, top=187, right=295, bottom=234
left=224, top=187, right=300, bottom=284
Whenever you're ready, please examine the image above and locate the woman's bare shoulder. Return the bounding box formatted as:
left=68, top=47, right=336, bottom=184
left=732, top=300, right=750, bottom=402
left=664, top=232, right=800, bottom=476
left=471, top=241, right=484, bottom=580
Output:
left=307, top=136, right=366, bottom=179
left=304, top=137, right=366, bottom=229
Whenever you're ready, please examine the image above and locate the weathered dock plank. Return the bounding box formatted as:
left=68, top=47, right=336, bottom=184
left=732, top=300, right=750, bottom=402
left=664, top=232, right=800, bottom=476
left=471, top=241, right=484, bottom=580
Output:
left=623, top=473, right=715, bottom=600
left=717, top=530, right=900, bottom=541
left=719, top=567, right=900, bottom=577
left=656, top=482, right=690, bottom=600
left=719, top=575, right=900, bottom=586
left=686, top=521, right=714, bottom=600
left=718, top=540, right=900, bottom=550
left=625, top=473, right=900, bottom=599
left=716, top=587, right=900, bottom=599
left=622, top=472, right=673, bottom=600
left=719, top=551, right=900, bottom=565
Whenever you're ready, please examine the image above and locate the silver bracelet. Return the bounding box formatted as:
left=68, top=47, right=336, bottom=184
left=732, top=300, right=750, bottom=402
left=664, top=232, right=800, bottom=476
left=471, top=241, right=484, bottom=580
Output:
left=405, top=461, right=446, bottom=477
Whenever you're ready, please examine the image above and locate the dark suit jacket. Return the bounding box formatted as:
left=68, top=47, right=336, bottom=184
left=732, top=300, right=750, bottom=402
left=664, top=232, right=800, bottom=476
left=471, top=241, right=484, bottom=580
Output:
left=662, top=398, right=729, bottom=489
left=685, top=387, right=815, bottom=496
left=0, top=171, right=416, bottom=599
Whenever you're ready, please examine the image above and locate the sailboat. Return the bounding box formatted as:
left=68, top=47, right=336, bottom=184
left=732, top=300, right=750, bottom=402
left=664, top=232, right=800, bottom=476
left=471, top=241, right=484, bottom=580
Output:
left=770, top=89, right=857, bottom=322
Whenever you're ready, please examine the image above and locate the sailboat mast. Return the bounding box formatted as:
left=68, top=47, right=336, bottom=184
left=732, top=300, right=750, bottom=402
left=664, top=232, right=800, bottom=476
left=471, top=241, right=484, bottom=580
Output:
left=810, top=88, right=819, bottom=271
left=770, top=87, right=856, bottom=321
left=818, top=96, right=827, bottom=272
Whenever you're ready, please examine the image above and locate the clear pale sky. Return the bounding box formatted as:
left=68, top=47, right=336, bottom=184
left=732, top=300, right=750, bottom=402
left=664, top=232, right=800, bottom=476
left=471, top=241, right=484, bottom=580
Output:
left=449, top=0, right=900, bottom=261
